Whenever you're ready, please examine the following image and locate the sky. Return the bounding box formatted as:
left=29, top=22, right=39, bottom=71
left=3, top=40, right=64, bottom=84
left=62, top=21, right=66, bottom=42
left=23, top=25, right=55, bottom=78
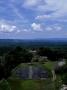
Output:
left=0, top=0, right=67, bottom=39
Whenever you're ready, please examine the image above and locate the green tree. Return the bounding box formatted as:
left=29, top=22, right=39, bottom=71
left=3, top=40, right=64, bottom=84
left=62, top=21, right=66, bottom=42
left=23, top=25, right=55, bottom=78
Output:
left=4, top=46, right=33, bottom=78
left=62, top=73, right=67, bottom=85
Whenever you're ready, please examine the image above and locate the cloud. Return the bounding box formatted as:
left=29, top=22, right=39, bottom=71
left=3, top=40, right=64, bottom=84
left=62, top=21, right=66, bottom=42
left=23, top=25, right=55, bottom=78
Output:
left=0, top=19, right=31, bottom=33
left=23, top=0, right=39, bottom=8
left=53, top=25, right=62, bottom=31
left=23, top=29, right=30, bottom=32
left=10, top=1, right=24, bottom=20
left=45, top=24, right=62, bottom=31
left=0, top=21, right=17, bottom=33
left=35, top=15, right=51, bottom=20
left=31, top=22, right=62, bottom=32
left=45, top=27, right=53, bottom=31
left=23, top=0, right=67, bottom=20
left=31, top=23, right=43, bottom=31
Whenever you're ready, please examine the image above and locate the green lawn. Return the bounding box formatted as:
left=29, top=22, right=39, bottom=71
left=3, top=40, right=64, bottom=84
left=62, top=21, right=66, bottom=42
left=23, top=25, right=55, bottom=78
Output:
left=0, top=78, right=61, bottom=90
left=43, top=61, right=57, bottom=70
left=7, top=78, right=56, bottom=90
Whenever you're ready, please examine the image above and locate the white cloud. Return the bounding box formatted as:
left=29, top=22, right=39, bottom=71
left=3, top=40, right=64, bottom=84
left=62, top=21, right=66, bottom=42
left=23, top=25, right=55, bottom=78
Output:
left=10, top=3, right=24, bottom=20
left=23, top=0, right=40, bottom=8
left=0, top=20, right=31, bottom=33
left=0, top=21, right=17, bottom=33
left=23, top=29, right=31, bottom=32
left=9, top=0, right=29, bottom=24
left=35, top=15, right=51, bottom=20
left=31, top=23, right=43, bottom=31
left=53, top=25, right=62, bottom=31
left=31, top=22, right=62, bottom=32
left=16, top=30, right=21, bottom=33
left=46, top=27, right=53, bottom=31
left=45, top=24, right=62, bottom=31
left=23, top=0, right=67, bottom=19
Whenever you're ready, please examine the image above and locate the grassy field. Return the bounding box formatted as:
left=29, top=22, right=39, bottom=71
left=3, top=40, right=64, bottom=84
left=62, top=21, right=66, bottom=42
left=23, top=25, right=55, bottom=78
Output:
left=0, top=77, right=62, bottom=90
left=7, top=78, right=56, bottom=90
left=43, top=61, right=57, bottom=70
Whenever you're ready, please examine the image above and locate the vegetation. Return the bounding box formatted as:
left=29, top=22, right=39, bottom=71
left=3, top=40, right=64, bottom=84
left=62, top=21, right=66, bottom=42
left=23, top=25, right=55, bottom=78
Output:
left=37, top=47, right=67, bottom=61
left=0, top=44, right=67, bottom=89
left=0, top=76, right=63, bottom=90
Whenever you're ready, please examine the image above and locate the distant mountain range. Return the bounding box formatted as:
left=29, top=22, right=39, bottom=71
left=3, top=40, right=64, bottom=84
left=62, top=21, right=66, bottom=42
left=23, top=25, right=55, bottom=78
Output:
left=0, top=38, right=67, bottom=47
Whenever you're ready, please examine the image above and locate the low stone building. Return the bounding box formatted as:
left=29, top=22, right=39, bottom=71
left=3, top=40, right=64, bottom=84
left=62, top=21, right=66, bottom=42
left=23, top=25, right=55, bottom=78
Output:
left=12, top=64, right=49, bottom=80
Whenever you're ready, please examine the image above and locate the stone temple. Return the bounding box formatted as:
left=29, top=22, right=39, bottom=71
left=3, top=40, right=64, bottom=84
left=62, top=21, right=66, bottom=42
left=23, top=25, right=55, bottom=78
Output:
left=12, top=64, right=49, bottom=80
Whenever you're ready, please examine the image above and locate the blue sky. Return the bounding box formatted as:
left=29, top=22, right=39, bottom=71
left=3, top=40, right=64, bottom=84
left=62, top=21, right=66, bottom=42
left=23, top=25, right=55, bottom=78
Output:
left=0, top=0, right=67, bottom=39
